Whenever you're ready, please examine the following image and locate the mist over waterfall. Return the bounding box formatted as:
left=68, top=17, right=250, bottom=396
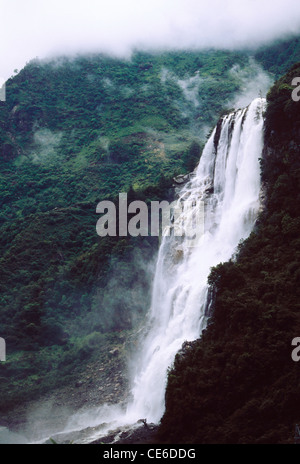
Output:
left=126, top=97, right=266, bottom=424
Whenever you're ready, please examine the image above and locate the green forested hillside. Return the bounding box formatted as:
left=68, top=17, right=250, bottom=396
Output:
left=255, top=36, right=300, bottom=77
left=0, top=49, right=257, bottom=349
left=0, top=39, right=299, bottom=420
left=0, top=49, right=256, bottom=412
left=158, top=62, right=300, bottom=444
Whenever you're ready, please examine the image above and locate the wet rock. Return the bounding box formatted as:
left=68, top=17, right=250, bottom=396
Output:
left=109, top=348, right=119, bottom=357
left=176, top=340, right=198, bottom=362
left=90, top=422, right=159, bottom=445
left=173, top=174, right=191, bottom=185
left=205, top=186, right=214, bottom=194
left=173, top=246, right=183, bottom=263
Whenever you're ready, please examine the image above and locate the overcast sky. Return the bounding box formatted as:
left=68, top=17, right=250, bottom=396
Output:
left=1, top=0, right=300, bottom=81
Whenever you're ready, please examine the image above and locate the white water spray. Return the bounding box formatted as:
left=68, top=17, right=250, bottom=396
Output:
left=126, top=97, right=266, bottom=424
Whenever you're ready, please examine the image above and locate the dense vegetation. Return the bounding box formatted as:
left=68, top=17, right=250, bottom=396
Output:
left=255, top=36, right=300, bottom=77
left=0, top=37, right=299, bottom=421
left=0, top=48, right=257, bottom=412
left=158, top=63, right=300, bottom=444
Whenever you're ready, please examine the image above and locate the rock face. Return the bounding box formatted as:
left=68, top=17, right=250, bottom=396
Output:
left=173, top=173, right=191, bottom=185
left=175, top=340, right=198, bottom=363
left=1, top=346, right=130, bottom=443
left=42, top=420, right=159, bottom=445
left=90, top=421, right=159, bottom=445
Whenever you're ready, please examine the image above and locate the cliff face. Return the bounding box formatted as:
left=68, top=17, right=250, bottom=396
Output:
left=158, top=63, right=300, bottom=444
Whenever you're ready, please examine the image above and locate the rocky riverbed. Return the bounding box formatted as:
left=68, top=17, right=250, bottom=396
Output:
left=0, top=347, right=134, bottom=443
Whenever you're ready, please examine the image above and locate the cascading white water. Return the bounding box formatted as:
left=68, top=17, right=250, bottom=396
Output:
left=22, top=97, right=266, bottom=444
left=126, top=97, right=266, bottom=424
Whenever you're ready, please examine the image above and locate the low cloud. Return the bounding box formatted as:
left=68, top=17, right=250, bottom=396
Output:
left=228, top=59, right=275, bottom=109
left=1, top=0, right=300, bottom=80
left=31, top=128, right=63, bottom=163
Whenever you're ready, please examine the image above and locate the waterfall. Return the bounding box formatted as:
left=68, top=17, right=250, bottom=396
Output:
left=126, top=97, right=266, bottom=424
left=24, top=97, right=266, bottom=444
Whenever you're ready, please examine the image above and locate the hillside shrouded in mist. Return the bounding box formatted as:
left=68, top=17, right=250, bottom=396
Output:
left=0, top=0, right=300, bottom=446
left=1, top=0, right=300, bottom=80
